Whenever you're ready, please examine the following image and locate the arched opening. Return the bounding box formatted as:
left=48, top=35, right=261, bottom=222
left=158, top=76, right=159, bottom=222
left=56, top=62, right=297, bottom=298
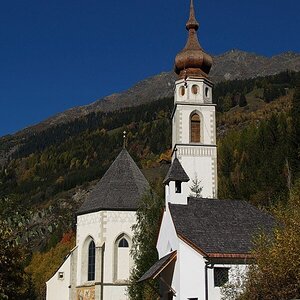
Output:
left=205, top=87, right=210, bottom=98
left=192, top=84, right=199, bottom=94
left=88, top=240, right=96, bottom=281
left=179, top=86, right=185, bottom=96
left=190, top=113, right=201, bottom=143
left=118, top=238, right=129, bottom=248
left=114, top=233, right=131, bottom=281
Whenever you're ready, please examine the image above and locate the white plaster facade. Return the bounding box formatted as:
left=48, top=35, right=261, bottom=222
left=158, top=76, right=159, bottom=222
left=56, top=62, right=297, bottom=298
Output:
left=171, top=77, right=217, bottom=199
left=46, top=210, right=135, bottom=300
left=157, top=205, right=249, bottom=300
left=155, top=43, right=251, bottom=298
left=46, top=247, right=77, bottom=300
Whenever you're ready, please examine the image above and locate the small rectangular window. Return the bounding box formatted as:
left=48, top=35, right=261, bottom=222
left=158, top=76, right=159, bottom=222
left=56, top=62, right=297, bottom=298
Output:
left=175, top=181, right=181, bottom=193
left=214, top=267, right=229, bottom=287
left=58, top=272, right=64, bottom=280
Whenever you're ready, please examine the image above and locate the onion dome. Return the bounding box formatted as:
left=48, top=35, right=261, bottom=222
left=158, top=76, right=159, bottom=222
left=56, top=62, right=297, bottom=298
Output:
left=175, top=0, right=213, bottom=78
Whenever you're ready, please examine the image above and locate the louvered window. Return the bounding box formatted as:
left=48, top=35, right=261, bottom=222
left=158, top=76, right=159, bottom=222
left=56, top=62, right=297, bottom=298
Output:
left=191, top=113, right=201, bottom=143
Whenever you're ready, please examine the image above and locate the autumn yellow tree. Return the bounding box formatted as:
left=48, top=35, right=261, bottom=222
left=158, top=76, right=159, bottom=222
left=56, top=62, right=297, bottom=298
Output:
left=26, top=231, right=75, bottom=300
left=239, top=181, right=300, bottom=300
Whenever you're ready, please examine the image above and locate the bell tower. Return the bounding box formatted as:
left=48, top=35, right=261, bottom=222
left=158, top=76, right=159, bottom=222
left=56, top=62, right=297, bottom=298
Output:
left=171, top=0, right=217, bottom=199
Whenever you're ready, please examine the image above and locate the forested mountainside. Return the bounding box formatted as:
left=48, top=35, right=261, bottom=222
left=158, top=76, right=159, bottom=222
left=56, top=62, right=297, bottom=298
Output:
left=1, top=70, right=300, bottom=299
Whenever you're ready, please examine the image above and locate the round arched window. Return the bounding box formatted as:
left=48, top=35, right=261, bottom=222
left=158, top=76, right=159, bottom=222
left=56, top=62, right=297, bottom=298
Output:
left=191, top=113, right=201, bottom=143
left=192, top=85, right=199, bottom=94
left=205, top=87, right=210, bottom=98
left=180, top=86, right=185, bottom=96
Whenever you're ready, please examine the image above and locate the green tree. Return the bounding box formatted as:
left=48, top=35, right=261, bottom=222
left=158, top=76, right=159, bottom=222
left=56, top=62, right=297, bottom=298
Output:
left=238, top=94, right=247, bottom=107
left=0, top=220, right=34, bottom=300
left=290, top=82, right=300, bottom=178
left=128, top=190, right=164, bottom=300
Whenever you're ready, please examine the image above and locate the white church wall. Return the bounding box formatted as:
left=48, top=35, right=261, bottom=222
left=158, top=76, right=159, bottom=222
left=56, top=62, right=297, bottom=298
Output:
left=174, top=78, right=213, bottom=105
left=76, top=211, right=102, bottom=286
left=171, top=76, right=218, bottom=199
left=117, top=247, right=130, bottom=280
left=157, top=206, right=179, bottom=258
left=156, top=206, right=181, bottom=298
left=175, top=104, right=216, bottom=145
left=103, top=284, right=129, bottom=300
left=207, top=263, right=248, bottom=300
left=74, top=210, right=135, bottom=300
left=177, top=240, right=206, bottom=300
left=166, top=181, right=191, bottom=205
left=46, top=251, right=72, bottom=300
left=179, top=154, right=217, bottom=199
left=104, top=210, right=135, bottom=284
left=70, top=247, right=78, bottom=300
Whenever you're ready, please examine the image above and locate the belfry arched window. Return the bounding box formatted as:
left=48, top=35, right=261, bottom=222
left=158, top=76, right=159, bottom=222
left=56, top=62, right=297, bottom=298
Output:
left=190, top=113, right=201, bottom=143
left=88, top=240, right=96, bottom=281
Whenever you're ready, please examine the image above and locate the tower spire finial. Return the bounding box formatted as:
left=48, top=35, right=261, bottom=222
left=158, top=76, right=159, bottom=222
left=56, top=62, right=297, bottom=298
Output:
left=174, top=0, right=213, bottom=78
left=186, top=0, right=199, bottom=30
left=123, top=131, right=127, bottom=149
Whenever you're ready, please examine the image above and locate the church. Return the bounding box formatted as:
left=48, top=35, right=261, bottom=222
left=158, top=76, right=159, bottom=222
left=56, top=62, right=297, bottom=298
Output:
left=46, top=147, right=150, bottom=300
left=46, top=1, right=275, bottom=299
left=138, top=1, right=275, bottom=300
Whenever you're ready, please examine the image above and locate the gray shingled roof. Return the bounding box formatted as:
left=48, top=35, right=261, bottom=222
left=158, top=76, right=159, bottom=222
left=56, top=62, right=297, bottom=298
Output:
left=138, top=251, right=177, bottom=282
left=163, top=157, right=190, bottom=184
left=77, top=149, right=150, bottom=215
left=169, top=198, right=276, bottom=255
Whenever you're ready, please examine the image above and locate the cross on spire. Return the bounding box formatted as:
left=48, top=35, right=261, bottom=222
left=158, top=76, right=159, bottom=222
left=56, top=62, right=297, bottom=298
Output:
left=174, top=0, right=213, bottom=78
left=186, top=0, right=199, bottom=31
left=174, top=147, right=178, bottom=158
left=123, top=131, right=127, bottom=149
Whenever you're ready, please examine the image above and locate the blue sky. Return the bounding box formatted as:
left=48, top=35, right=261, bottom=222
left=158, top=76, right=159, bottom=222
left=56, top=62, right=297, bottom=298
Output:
left=0, top=0, right=299, bottom=136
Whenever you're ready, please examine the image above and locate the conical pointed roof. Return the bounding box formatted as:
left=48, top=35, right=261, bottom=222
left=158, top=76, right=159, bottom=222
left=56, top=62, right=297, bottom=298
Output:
left=163, top=157, right=190, bottom=184
left=77, top=149, right=150, bottom=215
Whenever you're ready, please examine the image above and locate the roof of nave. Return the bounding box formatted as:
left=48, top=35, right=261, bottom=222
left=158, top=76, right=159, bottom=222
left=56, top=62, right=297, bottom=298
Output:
left=77, top=149, right=150, bottom=215
left=169, top=197, right=276, bottom=257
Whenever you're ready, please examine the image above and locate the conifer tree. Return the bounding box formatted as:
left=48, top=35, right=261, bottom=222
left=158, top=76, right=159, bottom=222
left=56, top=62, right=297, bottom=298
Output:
left=290, top=81, right=300, bottom=178
left=239, top=94, right=248, bottom=107
left=189, top=177, right=203, bottom=198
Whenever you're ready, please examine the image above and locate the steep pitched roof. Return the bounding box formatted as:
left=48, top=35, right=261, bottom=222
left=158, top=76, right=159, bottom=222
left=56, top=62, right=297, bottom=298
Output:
left=137, top=251, right=177, bottom=283
left=169, top=197, right=276, bottom=256
left=77, top=149, right=150, bottom=215
left=163, top=157, right=190, bottom=184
